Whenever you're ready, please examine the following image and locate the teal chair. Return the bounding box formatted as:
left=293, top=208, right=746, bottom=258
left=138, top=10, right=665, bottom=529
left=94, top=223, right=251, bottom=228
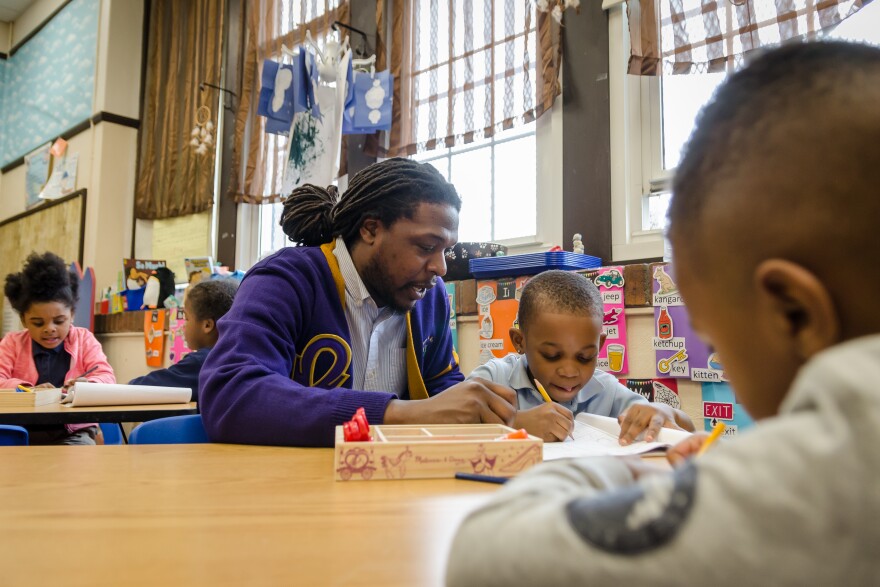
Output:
left=0, top=425, right=28, bottom=445
left=100, top=423, right=125, bottom=445
left=129, top=415, right=209, bottom=444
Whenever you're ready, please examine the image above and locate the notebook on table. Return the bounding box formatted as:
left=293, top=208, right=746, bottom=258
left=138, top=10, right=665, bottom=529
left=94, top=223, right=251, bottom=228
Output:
left=543, top=413, right=693, bottom=461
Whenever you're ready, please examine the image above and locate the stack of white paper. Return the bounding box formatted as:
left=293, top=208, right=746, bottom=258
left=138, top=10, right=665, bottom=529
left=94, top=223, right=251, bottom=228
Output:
left=61, top=382, right=191, bottom=407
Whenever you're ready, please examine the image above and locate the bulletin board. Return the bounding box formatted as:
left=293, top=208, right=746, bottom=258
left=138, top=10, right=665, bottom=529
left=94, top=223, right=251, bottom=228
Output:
left=0, top=190, right=86, bottom=336
left=151, top=211, right=212, bottom=282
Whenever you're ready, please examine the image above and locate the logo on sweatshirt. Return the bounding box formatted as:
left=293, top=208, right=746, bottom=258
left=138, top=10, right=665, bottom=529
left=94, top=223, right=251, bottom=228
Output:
left=294, top=334, right=352, bottom=388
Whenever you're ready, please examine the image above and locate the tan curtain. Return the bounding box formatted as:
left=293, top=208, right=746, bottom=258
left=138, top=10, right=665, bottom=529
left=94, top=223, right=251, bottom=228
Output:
left=627, top=0, right=872, bottom=75
left=381, top=0, right=561, bottom=158
left=229, top=0, right=349, bottom=205
left=135, top=0, right=224, bottom=220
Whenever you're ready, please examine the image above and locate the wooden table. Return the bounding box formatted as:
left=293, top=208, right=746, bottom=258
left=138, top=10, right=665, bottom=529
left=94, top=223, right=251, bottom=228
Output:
left=0, top=401, right=198, bottom=426
left=0, top=444, right=499, bottom=586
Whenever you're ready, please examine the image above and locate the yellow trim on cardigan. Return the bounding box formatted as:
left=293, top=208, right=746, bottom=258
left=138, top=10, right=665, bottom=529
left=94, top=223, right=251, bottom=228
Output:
left=320, top=241, right=347, bottom=309
left=320, top=240, right=429, bottom=398
left=405, top=313, right=429, bottom=400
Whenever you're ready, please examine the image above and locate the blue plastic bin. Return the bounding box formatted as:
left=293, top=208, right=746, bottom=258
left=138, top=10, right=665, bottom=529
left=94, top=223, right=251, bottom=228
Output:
left=469, top=251, right=602, bottom=279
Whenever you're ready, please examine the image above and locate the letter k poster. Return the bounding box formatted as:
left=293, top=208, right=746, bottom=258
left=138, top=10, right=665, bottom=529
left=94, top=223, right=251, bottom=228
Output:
left=652, top=263, right=726, bottom=382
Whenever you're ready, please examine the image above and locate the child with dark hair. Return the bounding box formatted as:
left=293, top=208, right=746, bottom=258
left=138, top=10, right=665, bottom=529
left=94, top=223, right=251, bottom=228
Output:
left=470, top=270, right=693, bottom=442
left=447, top=41, right=880, bottom=586
left=129, top=279, right=238, bottom=401
left=0, top=252, right=115, bottom=445
left=201, top=157, right=516, bottom=447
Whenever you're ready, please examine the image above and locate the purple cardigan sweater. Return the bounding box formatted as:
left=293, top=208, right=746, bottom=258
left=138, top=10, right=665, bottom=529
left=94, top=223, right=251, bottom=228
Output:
left=199, top=243, right=463, bottom=447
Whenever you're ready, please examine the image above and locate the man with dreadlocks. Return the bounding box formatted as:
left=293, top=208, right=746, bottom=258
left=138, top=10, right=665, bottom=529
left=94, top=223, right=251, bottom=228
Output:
left=200, top=158, right=516, bottom=446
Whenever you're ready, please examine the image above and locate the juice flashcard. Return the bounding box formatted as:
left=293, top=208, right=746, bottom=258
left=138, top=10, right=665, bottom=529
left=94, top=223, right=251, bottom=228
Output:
left=581, top=267, right=629, bottom=375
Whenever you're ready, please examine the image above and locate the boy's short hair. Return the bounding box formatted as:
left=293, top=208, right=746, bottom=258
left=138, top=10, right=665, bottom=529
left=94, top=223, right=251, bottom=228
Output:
left=517, top=270, right=603, bottom=330
left=186, top=279, right=238, bottom=322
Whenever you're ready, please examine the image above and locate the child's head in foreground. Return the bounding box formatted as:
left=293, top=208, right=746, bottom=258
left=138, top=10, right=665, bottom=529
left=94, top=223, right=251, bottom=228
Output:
left=510, top=270, right=605, bottom=403
left=4, top=252, right=78, bottom=350
left=668, top=41, right=880, bottom=420
left=183, top=279, right=239, bottom=350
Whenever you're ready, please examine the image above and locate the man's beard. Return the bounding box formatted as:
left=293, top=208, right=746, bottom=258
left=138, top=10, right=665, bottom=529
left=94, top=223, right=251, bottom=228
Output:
left=359, top=254, right=411, bottom=314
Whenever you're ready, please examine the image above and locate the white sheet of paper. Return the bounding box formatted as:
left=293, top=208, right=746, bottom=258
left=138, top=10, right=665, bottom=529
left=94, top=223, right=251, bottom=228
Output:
left=61, top=382, right=191, bottom=407
left=542, top=412, right=693, bottom=461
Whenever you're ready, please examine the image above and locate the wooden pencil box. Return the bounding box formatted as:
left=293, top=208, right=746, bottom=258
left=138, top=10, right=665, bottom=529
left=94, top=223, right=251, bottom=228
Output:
left=334, top=423, right=543, bottom=481
left=0, top=388, right=63, bottom=407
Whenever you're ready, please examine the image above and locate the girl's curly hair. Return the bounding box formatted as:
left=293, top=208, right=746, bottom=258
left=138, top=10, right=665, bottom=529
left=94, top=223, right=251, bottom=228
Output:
left=4, top=252, right=79, bottom=315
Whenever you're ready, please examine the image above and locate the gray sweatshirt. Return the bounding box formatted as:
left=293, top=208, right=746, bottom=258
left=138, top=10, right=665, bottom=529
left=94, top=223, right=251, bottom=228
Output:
left=447, top=335, right=880, bottom=587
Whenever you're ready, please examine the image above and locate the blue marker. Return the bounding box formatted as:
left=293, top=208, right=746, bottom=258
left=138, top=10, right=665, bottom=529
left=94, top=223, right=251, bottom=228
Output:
left=454, top=472, right=510, bottom=484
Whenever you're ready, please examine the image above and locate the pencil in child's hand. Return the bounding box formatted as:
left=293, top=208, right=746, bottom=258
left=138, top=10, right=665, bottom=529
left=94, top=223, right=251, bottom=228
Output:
left=63, top=365, right=99, bottom=391
left=534, top=379, right=574, bottom=440
left=533, top=379, right=552, bottom=403
left=696, top=422, right=726, bottom=456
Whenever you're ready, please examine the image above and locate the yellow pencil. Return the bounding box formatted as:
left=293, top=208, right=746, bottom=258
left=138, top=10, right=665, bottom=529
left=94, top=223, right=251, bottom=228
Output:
left=696, top=422, right=726, bottom=456
left=534, top=379, right=574, bottom=440
left=533, top=379, right=553, bottom=404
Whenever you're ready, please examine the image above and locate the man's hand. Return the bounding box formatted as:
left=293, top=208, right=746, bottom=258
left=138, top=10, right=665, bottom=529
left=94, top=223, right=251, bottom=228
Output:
left=617, top=402, right=683, bottom=445
left=513, top=404, right=573, bottom=442
left=384, top=377, right=517, bottom=426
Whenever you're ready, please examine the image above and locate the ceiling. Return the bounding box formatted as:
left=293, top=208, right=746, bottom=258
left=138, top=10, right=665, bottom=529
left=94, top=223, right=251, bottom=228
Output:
left=0, top=0, right=35, bottom=23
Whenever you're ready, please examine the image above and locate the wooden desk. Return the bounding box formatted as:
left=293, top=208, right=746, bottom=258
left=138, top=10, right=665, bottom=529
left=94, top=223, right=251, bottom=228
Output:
left=0, top=402, right=198, bottom=426
left=0, top=444, right=498, bottom=586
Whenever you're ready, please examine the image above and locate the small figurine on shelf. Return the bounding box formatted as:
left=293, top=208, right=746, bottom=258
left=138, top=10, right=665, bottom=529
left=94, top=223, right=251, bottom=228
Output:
left=572, top=233, right=585, bottom=254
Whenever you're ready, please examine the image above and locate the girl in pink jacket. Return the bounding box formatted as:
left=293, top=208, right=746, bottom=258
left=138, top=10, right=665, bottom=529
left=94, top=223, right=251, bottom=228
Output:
left=1, top=252, right=115, bottom=444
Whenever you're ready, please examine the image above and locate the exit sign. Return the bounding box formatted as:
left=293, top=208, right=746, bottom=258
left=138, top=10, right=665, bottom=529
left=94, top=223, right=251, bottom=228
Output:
left=703, top=402, right=734, bottom=420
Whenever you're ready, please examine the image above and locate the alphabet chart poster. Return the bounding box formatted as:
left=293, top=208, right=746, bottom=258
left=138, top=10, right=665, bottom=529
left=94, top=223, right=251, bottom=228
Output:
left=652, top=263, right=725, bottom=382
left=578, top=267, right=629, bottom=375
left=476, top=268, right=629, bottom=375
left=476, top=276, right=531, bottom=365
left=618, top=377, right=681, bottom=409
left=168, top=308, right=192, bottom=365
left=446, top=282, right=458, bottom=353
left=701, top=381, right=754, bottom=434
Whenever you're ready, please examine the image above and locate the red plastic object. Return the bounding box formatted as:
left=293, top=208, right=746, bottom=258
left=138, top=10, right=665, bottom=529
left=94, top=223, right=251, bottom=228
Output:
left=343, top=407, right=372, bottom=442
left=504, top=428, right=529, bottom=440
left=547, top=246, right=563, bottom=252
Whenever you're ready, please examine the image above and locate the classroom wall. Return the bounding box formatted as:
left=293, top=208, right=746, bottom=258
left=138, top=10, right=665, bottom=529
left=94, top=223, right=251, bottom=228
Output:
left=0, top=0, right=98, bottom=167
left=0, top=21, right=10, bottom=52
left=0, top=0, right=142, bottom=295
left=11, top=0, right=67, bottom=47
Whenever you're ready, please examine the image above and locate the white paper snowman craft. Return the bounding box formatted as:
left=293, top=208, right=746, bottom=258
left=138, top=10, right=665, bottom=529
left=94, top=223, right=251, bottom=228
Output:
left=365, top=79, right=387, bottom=125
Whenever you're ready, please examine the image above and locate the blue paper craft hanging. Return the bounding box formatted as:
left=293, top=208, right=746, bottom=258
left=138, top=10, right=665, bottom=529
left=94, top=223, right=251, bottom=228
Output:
left=257, top=59, right=296, bottom=136
left=343, top=69, right=393, bottom=134
left=257, top=50, right=323, bottom=136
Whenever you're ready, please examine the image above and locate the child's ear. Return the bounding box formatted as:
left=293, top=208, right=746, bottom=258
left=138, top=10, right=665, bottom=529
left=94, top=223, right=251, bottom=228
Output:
left=754, top=259, right=840, bottom=361
left=509, top=327, right=525, bottom=353
left=202, top=318, right=216, bottom=334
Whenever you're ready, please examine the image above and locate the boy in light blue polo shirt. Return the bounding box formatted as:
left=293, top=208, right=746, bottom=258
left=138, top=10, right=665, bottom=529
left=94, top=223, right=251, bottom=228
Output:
left=469, top=270, right=693, bottom=442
